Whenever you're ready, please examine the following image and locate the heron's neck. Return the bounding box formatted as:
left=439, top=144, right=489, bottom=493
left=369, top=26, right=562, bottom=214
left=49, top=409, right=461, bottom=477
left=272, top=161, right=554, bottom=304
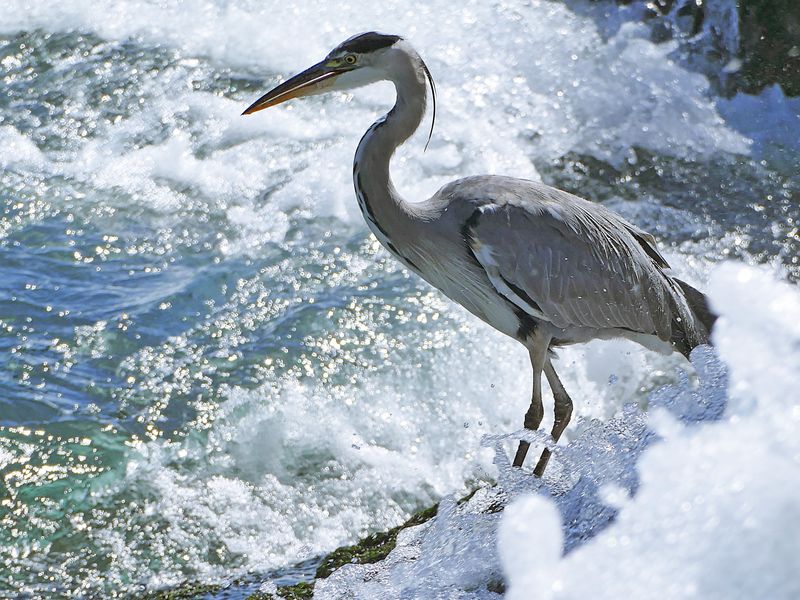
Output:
left=353, top=65, right=428, bottom=241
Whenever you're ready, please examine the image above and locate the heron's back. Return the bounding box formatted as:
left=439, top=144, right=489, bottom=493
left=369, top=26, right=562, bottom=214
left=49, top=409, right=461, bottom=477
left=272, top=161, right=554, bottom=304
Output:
left=416, top=175, right=713, bottom=352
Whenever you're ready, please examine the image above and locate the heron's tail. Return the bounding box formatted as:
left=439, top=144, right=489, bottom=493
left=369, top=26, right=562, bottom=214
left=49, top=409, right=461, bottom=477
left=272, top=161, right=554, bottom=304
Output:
left=669, top=278, right=717, bottom=359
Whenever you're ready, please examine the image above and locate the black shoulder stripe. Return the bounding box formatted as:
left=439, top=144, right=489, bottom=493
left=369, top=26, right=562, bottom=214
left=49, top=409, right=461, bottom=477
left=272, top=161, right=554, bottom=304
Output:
left=462, top=205, right=545, bottom=325
left=498, top=273, right=544, bottom=315
left=461, top=208, right=487, bottom=272
left=460, top=207, right=482, bottom=244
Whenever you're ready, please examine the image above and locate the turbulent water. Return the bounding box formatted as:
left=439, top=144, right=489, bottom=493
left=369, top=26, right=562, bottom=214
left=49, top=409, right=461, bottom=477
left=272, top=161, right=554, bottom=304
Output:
left=0, top=0, right=798, bottom=598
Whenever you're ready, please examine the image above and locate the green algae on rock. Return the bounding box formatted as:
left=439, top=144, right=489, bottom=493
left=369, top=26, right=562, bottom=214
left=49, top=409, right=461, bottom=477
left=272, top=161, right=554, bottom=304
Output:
left=135, top=502, right=441, bottom=600
left=314, top=504, right=439, bottom=580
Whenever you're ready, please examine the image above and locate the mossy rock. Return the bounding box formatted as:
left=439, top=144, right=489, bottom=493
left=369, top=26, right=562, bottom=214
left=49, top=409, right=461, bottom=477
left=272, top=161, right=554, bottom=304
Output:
left=136, top=581, right=223, bottom=599
left=133, top=502, right=441, bottom=600
left=314, top=504, right=438, bottom=580
left=245, top=581, right=315, bottom=600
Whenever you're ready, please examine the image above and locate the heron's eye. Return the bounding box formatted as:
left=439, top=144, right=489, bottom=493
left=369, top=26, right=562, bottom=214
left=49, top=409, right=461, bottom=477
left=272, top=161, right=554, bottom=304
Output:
left=344, top=54, right=357, bottom=64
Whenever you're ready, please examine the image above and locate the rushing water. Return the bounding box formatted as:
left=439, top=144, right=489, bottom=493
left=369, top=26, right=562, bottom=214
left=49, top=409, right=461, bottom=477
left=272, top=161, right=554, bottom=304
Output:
left=0, top=0, right=798, bottom=598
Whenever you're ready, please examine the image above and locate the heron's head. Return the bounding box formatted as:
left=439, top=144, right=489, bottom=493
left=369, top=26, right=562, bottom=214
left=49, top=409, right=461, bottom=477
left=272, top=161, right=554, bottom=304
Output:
left=242, top=32, right=434, bottom=115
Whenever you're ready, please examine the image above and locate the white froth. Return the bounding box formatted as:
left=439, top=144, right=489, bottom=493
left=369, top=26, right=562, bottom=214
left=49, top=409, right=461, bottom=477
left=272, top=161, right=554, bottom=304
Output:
left=0, top=125, right=46, bottom=169
left=4, top=0, right=753, bottom=249
left=718, top=84, right=800, bottom=168
left=118, top=327, right=521, bottom=583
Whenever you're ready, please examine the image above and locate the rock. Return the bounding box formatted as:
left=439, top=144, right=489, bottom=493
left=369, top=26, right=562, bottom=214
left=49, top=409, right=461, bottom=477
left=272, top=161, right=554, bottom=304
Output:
left=739, top=0, right=800, bottom=96
left=132, top=503, right=441, bottom=600
left=607, top=0, right=800, bottom=96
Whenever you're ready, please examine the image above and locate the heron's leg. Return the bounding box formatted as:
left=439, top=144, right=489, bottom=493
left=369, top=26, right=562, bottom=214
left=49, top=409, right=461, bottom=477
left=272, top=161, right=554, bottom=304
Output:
left=512, top=335, right=551, bottom=468
left=533, top=358, right=574, bottom=477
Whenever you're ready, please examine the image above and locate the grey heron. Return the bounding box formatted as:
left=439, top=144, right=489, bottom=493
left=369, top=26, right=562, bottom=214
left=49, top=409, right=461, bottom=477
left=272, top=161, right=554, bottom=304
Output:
left=243, top=32, right=716, bottom=476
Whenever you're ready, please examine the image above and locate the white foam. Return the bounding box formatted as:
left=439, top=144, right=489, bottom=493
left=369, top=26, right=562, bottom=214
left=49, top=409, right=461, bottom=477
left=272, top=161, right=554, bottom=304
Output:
left=115, top=323, right=521, bottom=586
left=5, top=0, right=753, bottom=245
left=0, top=125, right=46, bottom=169
left=499, top=495, right=563, bottom=600
left=719, top=85, right=800, bottom=168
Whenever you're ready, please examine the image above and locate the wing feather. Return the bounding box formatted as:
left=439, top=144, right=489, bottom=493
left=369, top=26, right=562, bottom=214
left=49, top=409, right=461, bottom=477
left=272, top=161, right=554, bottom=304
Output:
left=460, top=182, right=676, bottom=339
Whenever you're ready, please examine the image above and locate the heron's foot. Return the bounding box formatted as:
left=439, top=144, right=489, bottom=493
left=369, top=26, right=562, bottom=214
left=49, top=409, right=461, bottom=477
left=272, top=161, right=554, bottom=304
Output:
left=512, top=440, right=531, bottom=468
left=533, top=447, right=552, bottom=477
left=513, top=440, right=551, bottom=477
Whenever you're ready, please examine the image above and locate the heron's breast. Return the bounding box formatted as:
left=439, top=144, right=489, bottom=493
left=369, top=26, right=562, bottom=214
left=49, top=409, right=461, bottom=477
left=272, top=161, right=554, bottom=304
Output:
left=407, top=238, right=522, bottom=340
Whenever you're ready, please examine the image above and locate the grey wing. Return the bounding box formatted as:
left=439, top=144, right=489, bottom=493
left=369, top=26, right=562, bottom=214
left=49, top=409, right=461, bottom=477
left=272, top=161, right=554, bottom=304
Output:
left=462, top=189, right=676, bottom=339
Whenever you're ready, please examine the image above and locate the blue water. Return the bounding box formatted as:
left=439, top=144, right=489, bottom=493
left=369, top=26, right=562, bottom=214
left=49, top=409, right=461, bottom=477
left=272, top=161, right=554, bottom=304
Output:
left=1, top=1, right=798, bottom=597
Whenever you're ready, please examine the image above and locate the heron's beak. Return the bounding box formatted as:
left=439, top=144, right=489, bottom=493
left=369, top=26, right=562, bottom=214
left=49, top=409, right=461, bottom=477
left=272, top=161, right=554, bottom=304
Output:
left=242, top=61, right=343, bottom=115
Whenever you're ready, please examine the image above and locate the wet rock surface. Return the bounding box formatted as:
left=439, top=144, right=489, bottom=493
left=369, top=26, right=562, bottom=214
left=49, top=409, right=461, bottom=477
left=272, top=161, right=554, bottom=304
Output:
left=738, top=0, right=800, bottom=96
left=609, top=0, right=800, bottom=95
